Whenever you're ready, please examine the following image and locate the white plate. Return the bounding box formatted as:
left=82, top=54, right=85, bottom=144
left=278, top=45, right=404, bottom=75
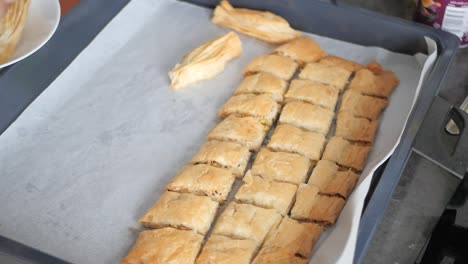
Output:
left=0, top=0, right=61, bottom=68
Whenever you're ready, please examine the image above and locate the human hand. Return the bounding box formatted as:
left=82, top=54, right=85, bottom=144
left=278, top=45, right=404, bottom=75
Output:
left=0, top=0, right=17, bottom=18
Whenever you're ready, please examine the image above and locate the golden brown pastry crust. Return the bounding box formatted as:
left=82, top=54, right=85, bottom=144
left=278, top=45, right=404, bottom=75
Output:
left=335, top=111, right=379, bottom=143
left=123, top=228, right=203, bottom=264
left=285, top=79, right=339, bottom=110
left=320, top=56, right=364, bottom=72
left=274, top=36, right=326, bottom=65
left=234, top=72, right=287, bottom=102
left=257, top=217, right=323, bottom=260
left=191, top=140, right=251, bottom=177
left=308, top=160, right=359, bottom=199
left=298, top=62, right=352, bottom=90
left=139, top=192, right=219, bottom=235
left=212, top=202, right=282, bottom=245
left=322, top=137, right=371, bottom=171
left=196, top=235, right=258, bottom=264
left=244, top=54, right=299, bottom=80
left=348, top=68, right=400, bottom=98
left=211, top=0, right=301, bottom=44
left=235, top=172, right=298, bottom=215
left=279, top=101, right=334, bottom=135
left=169, top=32, right=242, bottom=89
left=208, top=115, right=267, bottom=152
left=268, top=124, right=326, bottom=161
left=251, top=148, right=311, bottom=185
left=0, top=0, right=31, bottom=64
left=290, top=184, right=346, bottom=224
left=340, top=89, right=388, bottom=120
left=167, top=164, right=236, bottom=202
left=219, top=94, right=280, bottom=126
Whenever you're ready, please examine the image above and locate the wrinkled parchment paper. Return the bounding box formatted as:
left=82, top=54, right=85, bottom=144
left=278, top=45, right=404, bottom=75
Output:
left=0, top=1, right=437, bottom=263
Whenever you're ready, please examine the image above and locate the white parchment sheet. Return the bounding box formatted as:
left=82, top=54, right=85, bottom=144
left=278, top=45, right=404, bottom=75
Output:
left=0, top=1, right=437, bottom=263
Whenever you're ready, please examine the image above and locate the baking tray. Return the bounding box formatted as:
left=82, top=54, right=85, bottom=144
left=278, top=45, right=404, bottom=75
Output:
left=0, top=0, right=459, bottom=263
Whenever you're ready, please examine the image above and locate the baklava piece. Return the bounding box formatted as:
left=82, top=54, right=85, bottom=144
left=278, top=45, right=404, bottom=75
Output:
left=234, top=72, right=287, bottom=102
left=348, top=68, right=400, bottom=98
left=340, top=89, right=388, bottom=120
left=279, top=101, right=334, bottom=135
left=123, top=228, right=203, bottom=264
left=320, top=56, right=364, bottom=72
left=196, top=235, right=258, bottom=264
left=235, top=172, right=298, bottom=215
left=308, top=160, right=359, bottom=199
left=322, top=137, right=372, bottom=171
left=219, top=94, right=280, bottom=126
left=274, top=36, right=326, bottom=65
left=139, top=192, right=218, bottom=235
left=212, top=202, right=281, bottom=245
left=191, top=140, right=251, bottom=177
left=298, top=62, right=352, bottom=90
left=335, top=111, right=379, bottom=143
left=244, top=54, right=298, bottom=80
left=285, top=79, right=339, bottom=110
left=167, top=164, right=236, bottom=202
left=208, top=115, right=267, bottom=152
left=251, top=148, right=311, bottom=185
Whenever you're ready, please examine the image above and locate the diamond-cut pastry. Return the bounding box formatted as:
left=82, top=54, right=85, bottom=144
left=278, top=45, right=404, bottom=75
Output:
left=244, top=54, right=299, bottom=80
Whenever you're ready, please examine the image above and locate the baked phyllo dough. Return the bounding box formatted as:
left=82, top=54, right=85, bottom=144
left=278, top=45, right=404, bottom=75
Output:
left=212, top=0, right=300, bottom=44
left=169, top=32, right=242, bottom=89
left=279, top=101, right=334, bottom=135
left=320, top=56, right=364, bottom=72
left=196, top=235, right=258, bottom=264
left=167, top=164, right=235, bottom=202
left=212, top=202, right=281, bottom=245
left=290, top=184, right=346, bottom=224
left=139, top=192, right=218, bottom=235
left=244, top=54, right=298, bottom=80
left=191, top=140, right=251, bottom=177
left=208, top=115, right=267, bottom=152
left=235, top=172, right=298, bottom=215
left=268, top=124, right=326, bottom=161
left=219, top=94, right=280, bottom=126
left=340, top=89, right=388, bottom=120
left=234, top=72, right=287, bottom=102
left=123, top=228, right=203, bottom=264
left=0, top=0, right=31, bottom=64
left=298, top=62, right=352, bottom=90
left=251, top=148, right=311, bottom=185
left=322, top=137, right=371, bottom=172
left=348, top=68, right=400, bottom=98
left=308, top=160, right=359, bottom=199
left=274, top=36, right=326, bottom=65
left=253, top=217, right=323, bottom=264
left=335, top=112, right=379, bottom=143
left=285, top=79, right=339, bottom=110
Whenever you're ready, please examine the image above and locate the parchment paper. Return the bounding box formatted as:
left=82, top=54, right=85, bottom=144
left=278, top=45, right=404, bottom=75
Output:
left=0, top=1, right=437, bottom=263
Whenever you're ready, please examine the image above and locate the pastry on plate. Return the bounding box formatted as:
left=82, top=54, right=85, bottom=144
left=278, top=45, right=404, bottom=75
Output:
left=212, top=202, right=281, bottom=245
left=139, top=191, right=219, bottom=235
left=191, top=140, right=251, bottom=177
left=298, top=62, right=352, bottom=91
left=219, top=94, right=280, bottom=126
left=285, top=79, right=339, bottom=110
left=290, top=184, right=346, bottom=225
left=335, top=111, right=379, bottom=143
left=348, top=67, right=400, bottom=98
left=268, top=124, right=326, bottom=161
left=279, top=101, right=334, bottom=135
left=251, top=148, right=311, bottom=185
left=253, top=217, right=323, bottom=264
left=308, top=160, right=359, bottom=199
left=320, top=56, right=364, bottom=72
left=235, top=171, right=298, bottom=215
left=340, top=89, right=388, bottom=120
left=123, top=228, right=203, bottom=264
left=169, top=31, right=242, bottom=89
left=167, top=164, right=236, bottom=202
left=244, top=54, right=298, bottom=80
left=0, top=0, right=31, bottom=64
left=234, top=72, right=287, bottom=102
left=274, top=36, right=326, bottom=65
left=212, top=0, right=300, bottom=44
left=322, top=137, right=371, bottom=171
left=196, top=235, right=258, bottom=264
